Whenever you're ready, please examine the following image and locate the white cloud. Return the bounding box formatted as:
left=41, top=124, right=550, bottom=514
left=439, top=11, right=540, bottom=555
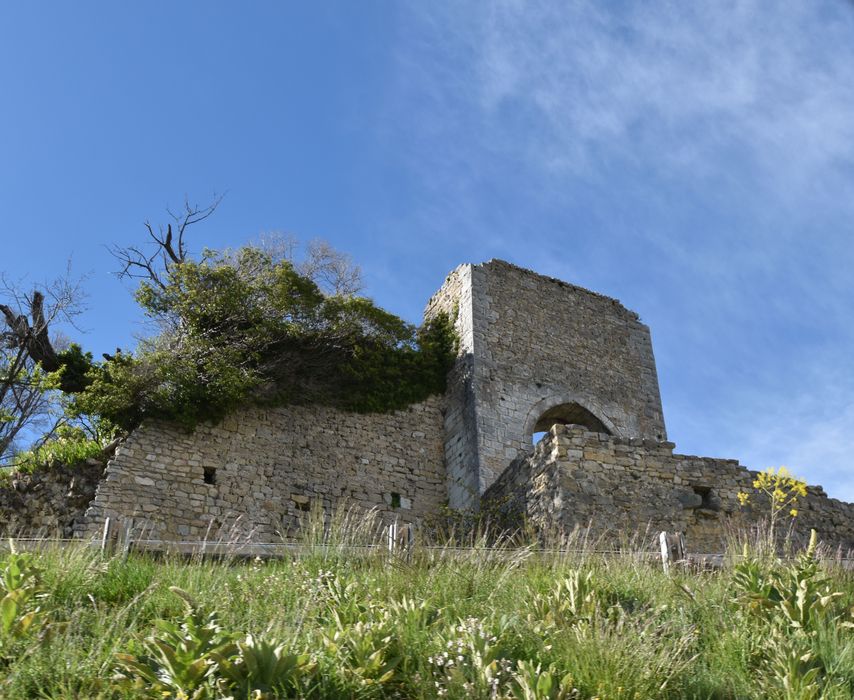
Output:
left=470, top=1, right=854, bottom=183
left=394, top=0, right=854, bottom=207
left=382, top=1, right=854, bottom=499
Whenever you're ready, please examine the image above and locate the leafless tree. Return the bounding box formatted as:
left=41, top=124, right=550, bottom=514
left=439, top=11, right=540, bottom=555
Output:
left=298, top=239, right=363, bottom=296
left=109, top=195, right=224, bottom=290
left=0, top=269, right=86, bottom=462
left=112, top=194, right=363, bottom=300
left=254, top=233, right=364, bottom=297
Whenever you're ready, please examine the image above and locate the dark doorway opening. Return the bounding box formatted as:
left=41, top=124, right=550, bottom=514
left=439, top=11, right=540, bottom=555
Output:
left=530, top=402, right=611, bottom=444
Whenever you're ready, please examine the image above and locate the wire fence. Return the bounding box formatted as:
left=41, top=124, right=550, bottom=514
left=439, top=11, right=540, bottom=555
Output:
left=4, top=528, right=854, bottom=571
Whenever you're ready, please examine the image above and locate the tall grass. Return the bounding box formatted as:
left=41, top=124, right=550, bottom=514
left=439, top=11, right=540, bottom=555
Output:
left=1, top=518, right=854, bottom=698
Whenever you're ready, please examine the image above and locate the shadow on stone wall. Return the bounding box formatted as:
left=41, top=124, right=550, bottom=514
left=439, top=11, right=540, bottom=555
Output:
left=0, top=458, right=106, bottom=538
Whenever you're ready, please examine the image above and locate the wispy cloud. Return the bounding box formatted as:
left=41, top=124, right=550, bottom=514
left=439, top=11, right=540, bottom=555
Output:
left=433, top=1, right=854, bottom=187
left=380, top=1, right=854, bottom=498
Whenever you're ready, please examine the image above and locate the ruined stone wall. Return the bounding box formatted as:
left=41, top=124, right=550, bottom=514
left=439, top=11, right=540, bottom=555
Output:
left=428, top=259, right=667, bottom=506
left=483, top=425, right=854, bottom=552
left=77, top=398, right=446, bottom=542
left=0, top=459, right=105, bottom=538
left=425, top=264, right=480, bottom=509
left=7, top=259, right=849, bottom=551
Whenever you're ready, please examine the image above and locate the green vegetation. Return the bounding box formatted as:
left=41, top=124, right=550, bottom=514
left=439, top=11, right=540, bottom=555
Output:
left=8, top=425, right=104, bottom=475
left=0, top=350, right=64, bottom=463
left=69, top=246, right=456, bottom=433
left=2, top=525, right=854, bottom=699
left=738, top=467, right=810, bottom=544
left=1, top=277, right=88, bottom=464
left=3, top=200, right=457, bottom=461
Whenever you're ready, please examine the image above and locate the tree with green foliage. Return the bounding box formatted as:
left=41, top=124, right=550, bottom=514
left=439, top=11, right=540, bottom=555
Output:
left=71, top=204, right=457, bottom=433
left=2, top=199, right=455, bottom=458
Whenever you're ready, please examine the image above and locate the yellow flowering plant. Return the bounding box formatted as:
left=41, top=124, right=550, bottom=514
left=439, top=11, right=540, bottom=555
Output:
left=737, top=466, right=808, bottom=542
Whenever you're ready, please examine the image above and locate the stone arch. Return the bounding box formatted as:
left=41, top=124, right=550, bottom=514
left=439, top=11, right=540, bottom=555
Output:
left=523, top=394, right=618, bottom=442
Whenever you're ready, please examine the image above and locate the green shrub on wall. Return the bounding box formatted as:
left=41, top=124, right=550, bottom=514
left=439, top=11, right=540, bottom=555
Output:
left=70, top=247, right=457, bottom=432
left=8, top=426, right=104, bottom=475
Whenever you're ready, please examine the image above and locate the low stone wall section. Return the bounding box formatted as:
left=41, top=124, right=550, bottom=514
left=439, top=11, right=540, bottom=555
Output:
left=0, top=459, right=105, bottom=538
left=483, top=425, right=854, bottom=552
left=76, top=397, right=447, bottom=542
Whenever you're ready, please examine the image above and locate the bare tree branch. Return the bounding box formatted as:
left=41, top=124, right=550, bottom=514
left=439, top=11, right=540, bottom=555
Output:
left=253, top=233, right=364, bottom=297
left=111, top=194, right=225, bottom=289
left=298, top=239, right=364, bottom=296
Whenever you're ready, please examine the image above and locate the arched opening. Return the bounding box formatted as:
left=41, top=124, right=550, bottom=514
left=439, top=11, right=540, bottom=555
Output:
left=530, top=402, right=612, bottom=444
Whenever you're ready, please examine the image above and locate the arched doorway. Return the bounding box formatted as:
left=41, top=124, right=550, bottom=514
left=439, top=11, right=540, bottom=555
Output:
left=530, top=402, right=612, bottom=444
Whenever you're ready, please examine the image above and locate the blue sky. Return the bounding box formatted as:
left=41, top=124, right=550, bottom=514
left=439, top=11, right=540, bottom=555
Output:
left=3, top=2, right=854, bottom=498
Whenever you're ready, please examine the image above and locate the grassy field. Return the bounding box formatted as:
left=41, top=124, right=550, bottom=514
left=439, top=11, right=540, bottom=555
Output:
left=2, top=520, right=854, bottom=699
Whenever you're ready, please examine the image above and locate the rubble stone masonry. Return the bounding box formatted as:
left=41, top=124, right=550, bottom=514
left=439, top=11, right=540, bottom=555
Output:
left=483, top=425, right=854, bottom=552
left=426, top=259, right=667, bottom=507
left=4, top=259, right=854, bottom=552
left=0, top=459, right=104, bottom=537
left=76, top=398, right=446, bottom=541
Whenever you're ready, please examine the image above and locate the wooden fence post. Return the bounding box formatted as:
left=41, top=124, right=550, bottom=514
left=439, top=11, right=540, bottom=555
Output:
left=100, top=517, right=114, bottom=555
left=115, top=518, right=134, bottom=560
left=402, top=523, right=414, bottom=563
left=387, top=519, right=398, bottom=558
left=659, top=531, right=685, bottom=574
left=386, top=519, right=416, bottom=561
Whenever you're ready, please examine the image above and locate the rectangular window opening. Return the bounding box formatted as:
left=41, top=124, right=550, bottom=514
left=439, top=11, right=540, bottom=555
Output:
left=203, top=467, right=217, bottom=485
left=692, top=485, right=718, bottom=510
left=390, top=492, right=401, bottom=509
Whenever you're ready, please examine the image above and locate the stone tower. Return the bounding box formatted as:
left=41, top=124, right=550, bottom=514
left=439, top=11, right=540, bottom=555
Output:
left=425, top=260, right=667, bottom=509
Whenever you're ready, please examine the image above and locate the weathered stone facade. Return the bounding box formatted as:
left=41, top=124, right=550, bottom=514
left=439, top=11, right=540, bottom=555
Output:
left=426, top=260, right=666, bottom=508
left=483, top=425, right=854, bottom=552
left=76, top=398, right=445, bottom=541
left=424, top=264, right=480, bottom=509
left=5, top=258, right=854, bottom=552
left=0, top=459, right=104, bottom=537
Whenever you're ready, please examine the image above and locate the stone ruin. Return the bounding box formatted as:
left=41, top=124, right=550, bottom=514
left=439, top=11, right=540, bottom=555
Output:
left=4, top=259, right=854, bottom=551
